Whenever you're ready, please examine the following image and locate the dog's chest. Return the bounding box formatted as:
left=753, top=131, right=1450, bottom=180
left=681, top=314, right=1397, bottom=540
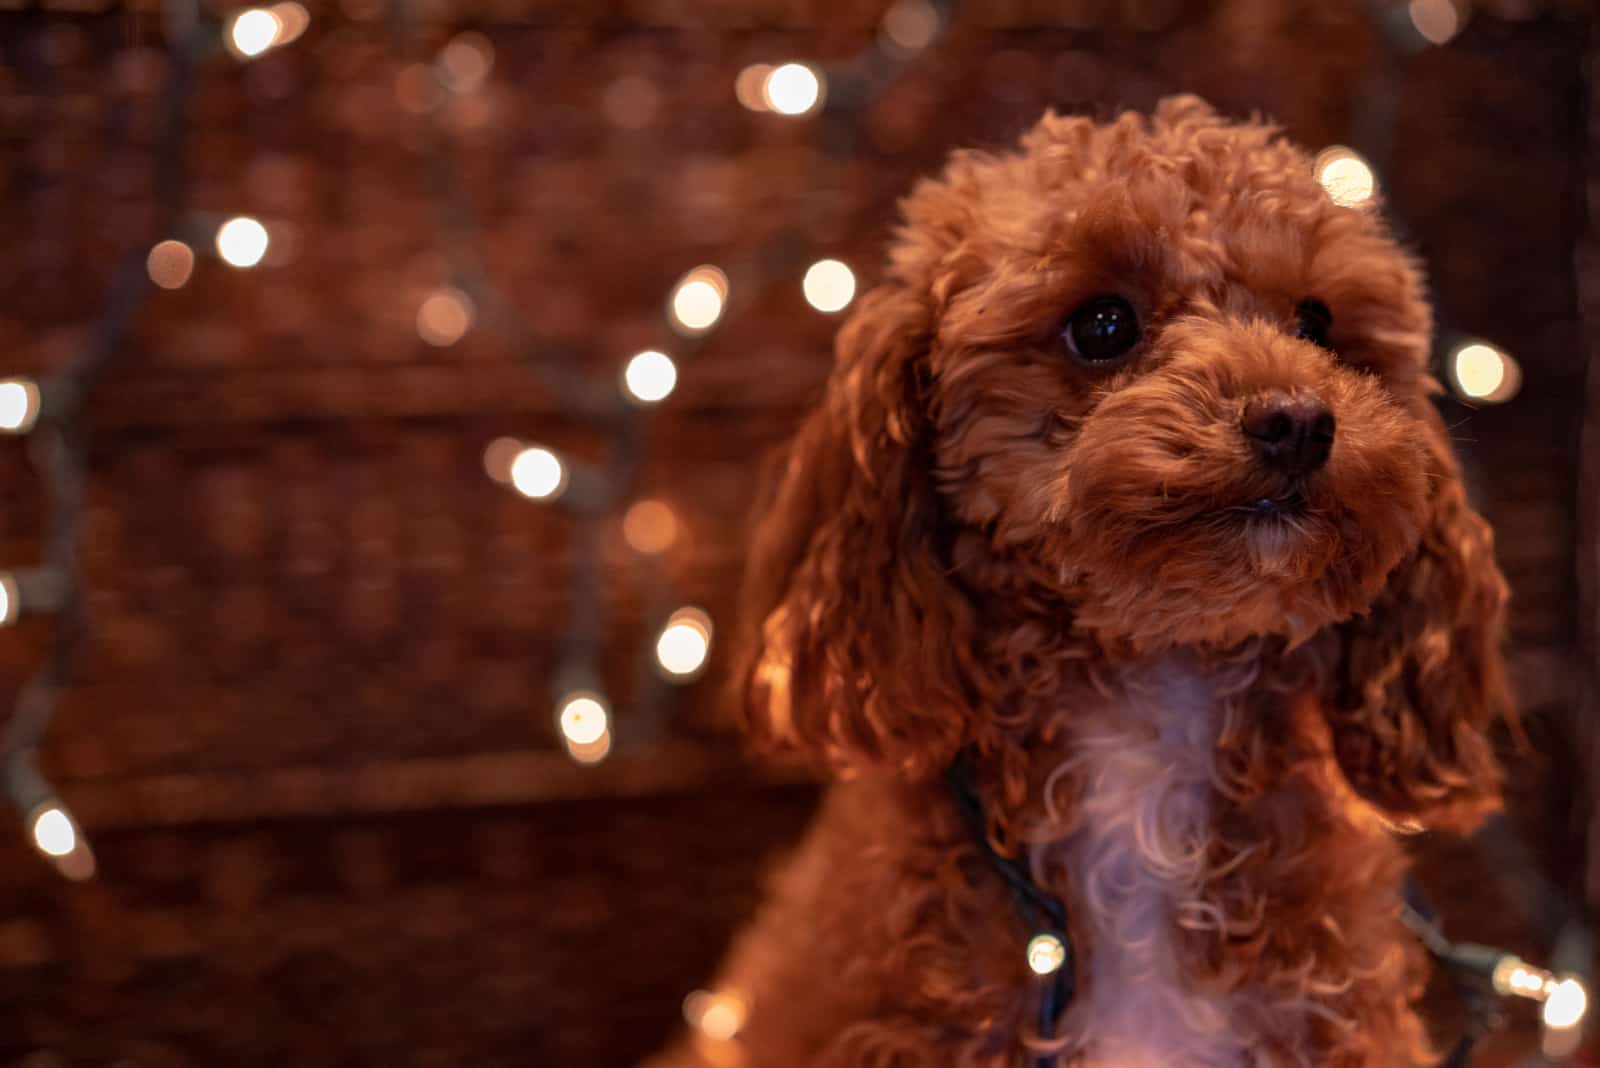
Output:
left=1040, top=663, right=1253, bottom=1068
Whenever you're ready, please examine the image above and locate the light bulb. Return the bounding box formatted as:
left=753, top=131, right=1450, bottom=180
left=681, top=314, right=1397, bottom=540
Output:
left=267, top=1, right=309, bottom=45
left=1408, top=0, right=1460, bottom=45
left=802, top=259, right=857, bottom=313
left=763, top=62, right=822, bottom=116
left=0, top=572, right=18, bottom=625
left=215, top=216, right=270, bottom=268
left=668, top=266, right=728, bottom=334
left=0, top=378, right=42, bottom=434
left=1544, top=978, right=1588, bottom=1030
left=622, top=350, right=678, bottom=404
left=1026, top=932, right=1066, bottom=976
left=558, top=692, right=609, bottom=746
left=684, top=989, right=749, bottom=1041
left=656, top=607, right=712, bottom=678
left=622, top=499, right=678, bottom=555
left=1451, top=340, right=1520, bottom=403
left=509, top=446, right=567, bottom=501
left=31, top=805, right=76, bottom=858
left=146, top=239, right=195, bottom=289
left=228, top=8, right=282, bottom=58
left=416, top=287, right=476, bottom=347
left=1315, top=147, right=1376, bottom=209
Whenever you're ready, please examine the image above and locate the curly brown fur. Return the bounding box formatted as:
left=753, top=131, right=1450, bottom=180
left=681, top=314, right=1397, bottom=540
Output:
left=647, top=97, right=1514, bottom=1068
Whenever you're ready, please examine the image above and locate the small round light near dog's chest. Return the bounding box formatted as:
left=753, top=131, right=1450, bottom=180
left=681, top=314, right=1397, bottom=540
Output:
left=1026, top=932, right=1066, bottom=976
left=1063, top=296, right=1139, bottom=362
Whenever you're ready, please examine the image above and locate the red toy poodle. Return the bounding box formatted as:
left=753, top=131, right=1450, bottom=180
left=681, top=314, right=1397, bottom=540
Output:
left=652, top=96, right=1513, bottom=1068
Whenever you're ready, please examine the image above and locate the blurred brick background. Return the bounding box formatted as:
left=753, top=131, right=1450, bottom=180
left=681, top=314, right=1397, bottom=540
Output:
left=0, top=0, right=1596, bottom=1064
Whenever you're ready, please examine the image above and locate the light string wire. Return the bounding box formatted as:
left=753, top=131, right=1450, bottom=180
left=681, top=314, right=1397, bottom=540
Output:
left=397, top=1, right=952, bottom=760
left=0, top=0, right=205, bottom=880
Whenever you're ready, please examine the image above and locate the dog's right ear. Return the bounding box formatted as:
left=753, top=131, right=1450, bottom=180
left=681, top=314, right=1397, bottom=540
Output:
left=733, top=283, right=979, bottom=779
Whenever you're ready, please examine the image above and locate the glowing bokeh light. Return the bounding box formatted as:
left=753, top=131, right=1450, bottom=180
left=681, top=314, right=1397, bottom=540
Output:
left=1408, top=0, right=1460, bottom=45
left=1026, top=933, right=1066, bottom=976
left=656, top=606, right=712, bottom=678
left=763, top=62, right=822, bottom=116
left=684, top=990, right=749, bottom=1042
left=0, top=573, right=17, bottom=625
left=558, top=692, right=609, bottom=746
left=215, top=216, right=270, bottom=268
left=1544, top=978, right=1588, bottom=1030
left=228, top=8, right=282, bottom=58
left=31, top=806, right=76, bottom=858
left=1315, top=147, right=1376, bottom=208
left=802, top=258, right=857, bottom=313
left=268, top=1, right=310, bottom=44
left=416, top=286, right=476, bottom=347
left=509, top=446, right=567, bottom=500
left=669, top=266, right=728, bottom=333
left=146, top=239, right=195, bottom=290
left=881, top=0, right=940, bottom=53
left=735, top=64, right=773, bottom=111
left=622, top=350, right=678, bottom=404
left=1451, top=340, right=1520, bottom=403
left=566, top=729, right=612, bottom=766
left=438, top=31, right=494, bottom=94
left=0, top=378, right=41, bottom=434
left=622, top=499, right=678, bottom=555
left=482, top=436, right=523, bottom=485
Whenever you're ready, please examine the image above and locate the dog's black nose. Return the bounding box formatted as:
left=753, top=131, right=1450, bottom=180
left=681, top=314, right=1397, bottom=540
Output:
left=1241, top=393, right=1336, bottom=476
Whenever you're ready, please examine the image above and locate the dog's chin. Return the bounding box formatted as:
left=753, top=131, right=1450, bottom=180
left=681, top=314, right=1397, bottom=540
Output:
left=1054, top=485, right=1427, bottom=653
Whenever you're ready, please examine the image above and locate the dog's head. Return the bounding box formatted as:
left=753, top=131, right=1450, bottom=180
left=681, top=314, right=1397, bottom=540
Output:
left=739, top=98, right=1508, bottom=790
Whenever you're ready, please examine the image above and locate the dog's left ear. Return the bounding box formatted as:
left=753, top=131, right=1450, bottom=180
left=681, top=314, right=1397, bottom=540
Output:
left=732, top=283, right=979, bottom=779
left=1322, top=403, right=1514, bottom=833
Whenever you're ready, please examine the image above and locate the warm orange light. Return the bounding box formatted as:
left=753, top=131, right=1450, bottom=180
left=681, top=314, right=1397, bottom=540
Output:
left=227, top=7, right=282, bottom=58
left=735, top=64, right=773, bottom=111
left=669, top=266, right=728, bottom=334
left=1408, top=0, right=1460, bottom=45
left=215, top=216, right=270, bottom=268
left=880, top=0, right=940, bottom=53
left=438, top=31, right=494, bottom=94
left=509, top=446, right=567, bottom=500
left=1314, top=147, right=1376, bottom=209
left=1026, top=933, right=1066, bottom=976
left=146, top=239, right=195, bottom=289
left=763, top=62, right=823, bottom=116
left=267, top=1, right=310, bottom=45
left=622, top=499, right=678, bottom=555
left=684, top=989, right=749, bottom=1042
left=482, top=436, right=523, bottom=485
left=802, top=259, right=856, bottom=313
left=0, top=378, right=42, bottom=434
left=416, top=286, right=476, bottom=347
left=656, top=606, right=713, bottom=678
left=1450, top=340, right=1521, bottom=404
left=0, top=572, right=18, bottom=625
left=622, top=350, right=678, bottom=404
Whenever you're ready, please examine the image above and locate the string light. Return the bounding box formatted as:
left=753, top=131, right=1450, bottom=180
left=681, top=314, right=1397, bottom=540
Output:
left=508, top=446, right=568, bottom=501
left=1449, top=340, right=1521, bottom=403
left=735, top=64, right=773, bottom=111
left=0, top=569, right=67, bottom=626
left=226, top=7, right=283, bottom=58
left=146, top=239, right=195, bottom=290
left=1314, top=147, right=1377, bottom=208
left=683, top=989, right=749, bottom=1042
left=267, top=1, right=309, bottom=46
left=802, top=259, right=857, bottom=313
left=622, top=499, right=678, bottom=555
left=668, top=266, right=728, bottom=334
left=6, top=756, right=94, bottom=881
left=215, top=216, right=270, bottom=269
left=416, top=286, right=476, bottom=347
left=655, top=606, right=712, bottom=679
left=1026, top=932, right=1067, bottom=976
left=557, top=691, right=612, bottom=765
left=763, top=63, right=823, bottom=116
left=0, top=378, right=43, bottom=435
left=1408, top=0, right=1461, bottom=45
left=1543, top=978, right=1588, bottom=1029
left=0, top=573, right=18, bottom=626
left=622, top=350, right=678, bottom=404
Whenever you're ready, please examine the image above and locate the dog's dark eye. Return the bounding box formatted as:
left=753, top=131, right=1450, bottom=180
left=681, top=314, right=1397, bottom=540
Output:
left=1063, top=296, right=1140, bottom=363
left=1294, top=299, right=1333, bottom=350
